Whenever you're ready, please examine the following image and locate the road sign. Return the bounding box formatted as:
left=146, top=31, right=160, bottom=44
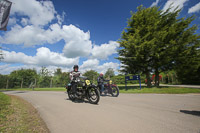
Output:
left=125, top=75, right=141, bottom=90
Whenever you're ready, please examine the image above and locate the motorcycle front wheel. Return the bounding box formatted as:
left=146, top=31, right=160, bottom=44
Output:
left=67, top=90, right=75, bottom=101
left=87, top=87, right=100, bottom=104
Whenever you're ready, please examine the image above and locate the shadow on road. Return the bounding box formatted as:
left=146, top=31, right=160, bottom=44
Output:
left=180, top=110, right=200, bottom=117
left=65, top=98, right=98, bottom=105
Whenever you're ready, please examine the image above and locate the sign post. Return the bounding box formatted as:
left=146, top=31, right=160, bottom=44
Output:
left=125, top=75, right=141, bottom=90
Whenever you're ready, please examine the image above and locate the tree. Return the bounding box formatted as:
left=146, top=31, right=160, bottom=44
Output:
left=0, top=74, right=8, bottom=89
left=83, top=70, right=98, bottom=83
left=9, top=69, right=37, bottom=88
left=38, top=67, right=51, bottom=88
left=105, top=68, right=115, bottom=79
left=117, top=5, right=200, bottom=87
left=54, top=68, right=62, bottom=76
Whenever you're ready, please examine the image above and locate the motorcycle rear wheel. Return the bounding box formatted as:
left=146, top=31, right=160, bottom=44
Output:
left=111, top=86, right=119, bottom=97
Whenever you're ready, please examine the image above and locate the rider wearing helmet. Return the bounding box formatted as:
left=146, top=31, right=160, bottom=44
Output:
left=70, top=65, right=81, bottom=94
left=97, top=73, right=105, bottom=95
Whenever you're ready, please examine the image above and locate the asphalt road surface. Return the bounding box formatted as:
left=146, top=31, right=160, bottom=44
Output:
left=4, top=91, right=200, bottom=133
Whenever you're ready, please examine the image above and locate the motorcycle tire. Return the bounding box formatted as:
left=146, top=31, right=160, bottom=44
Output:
left=67, top=90, right=75, bottom=101
left=111, top=86, right=119, bottom=97
left=87, top=87, right=100, bottom=104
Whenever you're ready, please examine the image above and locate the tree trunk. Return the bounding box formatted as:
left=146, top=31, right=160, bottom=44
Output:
left=6, top=79, right=9, bottom=89
left=171, top=74, right=173, bottom=84
left=155, top=69, right=160, bottom=87
left=34, top=78, right=37, bottom=87
left=50, top=77, right=53, bottom=88
left=21, top=78, right=23, bottom=88
left=146, top=71, right=151, bottom=88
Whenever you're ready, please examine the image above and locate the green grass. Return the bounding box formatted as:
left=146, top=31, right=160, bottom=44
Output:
left=0, top=92, right=11, bottom=129
left=0, top=87, right=66, bottom=91
left=0, top=92, right=49, bottom=132
left=118, top=86, right=200, bottom=94
left=0, top=92, right=11, bottom=110
left=1, top=86, right=200, bottom=94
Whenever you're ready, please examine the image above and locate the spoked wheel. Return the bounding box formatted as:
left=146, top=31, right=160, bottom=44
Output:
left=68, top=91, right=75, bottom=101
left=88, top=87, right=100, bottom=104
left=111, top=86, right=119, bottom=97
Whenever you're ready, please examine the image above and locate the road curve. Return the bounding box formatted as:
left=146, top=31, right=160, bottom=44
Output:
left=4, top=91, right=200, bottom=133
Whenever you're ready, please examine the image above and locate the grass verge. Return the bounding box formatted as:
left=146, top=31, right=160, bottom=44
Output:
left=0, top=92, right=49, bottom=132
left=118, top=86, right=200, bottom=94
left=1, top=86, right=200, bottom=94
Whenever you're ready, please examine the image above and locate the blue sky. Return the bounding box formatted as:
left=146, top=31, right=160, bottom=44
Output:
left=0, top=0, right=200, bottom=75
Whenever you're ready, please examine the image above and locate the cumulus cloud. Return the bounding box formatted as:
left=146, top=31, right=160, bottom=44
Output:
left=91, top=41, right=119, bottom=59
left=0, top=64, right=72, bottom=75
left=0, top=0, right=120, bottom=75
left=0, top=24, right=92, bottom=57
left=188, top=2, right=200, bottom=14
left=79, top=59, right=119, bottom=74
left=151, top=0, right=160, bottom=7
left=162, top=0, right=188, bottom=12
left=10, top=0, right=56, bottom=26
left=2, top=47, right=79, bottom=67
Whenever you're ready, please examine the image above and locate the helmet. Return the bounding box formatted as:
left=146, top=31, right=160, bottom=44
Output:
left=73, top=65, right=79, bottom=70
left=100, top=73, right=103, bottom=77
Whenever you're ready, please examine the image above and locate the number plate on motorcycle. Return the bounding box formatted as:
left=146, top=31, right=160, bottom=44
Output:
left=86, top=80, right=90, bottom=85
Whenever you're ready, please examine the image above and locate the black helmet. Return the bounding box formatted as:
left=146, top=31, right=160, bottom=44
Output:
left=73, top=65, right=79, bottom=70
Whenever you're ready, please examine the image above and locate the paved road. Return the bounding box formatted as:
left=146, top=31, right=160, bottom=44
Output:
left=4, top=91, right=200, bottom=133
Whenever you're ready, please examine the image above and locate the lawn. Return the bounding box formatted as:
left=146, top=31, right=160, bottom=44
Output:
left=118, top=86, right=200, bottom=94
left=1, top=86, right=200, bottom=94
left=0, top=92, right=49, bottom=132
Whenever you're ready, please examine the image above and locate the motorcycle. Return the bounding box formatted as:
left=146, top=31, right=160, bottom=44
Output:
left=99, top=80, right=119, bottom=97
left=66, top=76, right=100, bottom=104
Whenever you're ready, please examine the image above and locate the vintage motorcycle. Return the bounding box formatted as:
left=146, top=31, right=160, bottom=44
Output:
left=66, top=76, right=100, bottom=104
left=99, top=80, right=119, bottom=97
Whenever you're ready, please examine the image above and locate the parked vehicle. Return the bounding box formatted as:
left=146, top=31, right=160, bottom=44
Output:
left=66, top=76, right=100, bottom=104
left=99, top=80, right=119, bottom=97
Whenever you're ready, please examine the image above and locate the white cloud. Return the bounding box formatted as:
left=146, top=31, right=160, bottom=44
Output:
left=10, top=0, right=56, bottom=26
left=162, top=0, right=188, bottom=12
left=91, top=41, right=119, bottom=59
left=96, top=62, right=120, bottom=74
left=0, top=0, right=121, bottom=75
left=188, top=2, right=200, bottom=14
left=0, top=24, right=92, bottom=58
left=79, top=59, right=119, bottom=74
left=0, top=64, right=66, bottom=75
left=151, top=0, right=160, bottom=7
left=2, top=47, right=79, bottom=67
left=62, top=25, right=92, bottom=58
left=80, top=59, right=99, bottom=71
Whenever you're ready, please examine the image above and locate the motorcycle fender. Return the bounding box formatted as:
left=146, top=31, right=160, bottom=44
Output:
left=111, top=84, right=117, bottom=87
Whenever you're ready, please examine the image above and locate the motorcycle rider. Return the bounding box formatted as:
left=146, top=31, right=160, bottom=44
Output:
left=97, top=73, right=105, bottom=95
left=70, top=65, right=81, bottom=95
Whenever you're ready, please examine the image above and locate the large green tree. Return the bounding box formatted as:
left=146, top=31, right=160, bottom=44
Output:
left=9, top=69, right=37, bottom=88
left=105, top=68, right=115, bottom=79
left=83, top=70, right=98, bottom=83
left=117, top=5, right=200, bottom=87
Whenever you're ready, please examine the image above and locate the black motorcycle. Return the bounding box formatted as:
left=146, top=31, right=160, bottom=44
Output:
left=66, top=76, right=100, bottom=104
